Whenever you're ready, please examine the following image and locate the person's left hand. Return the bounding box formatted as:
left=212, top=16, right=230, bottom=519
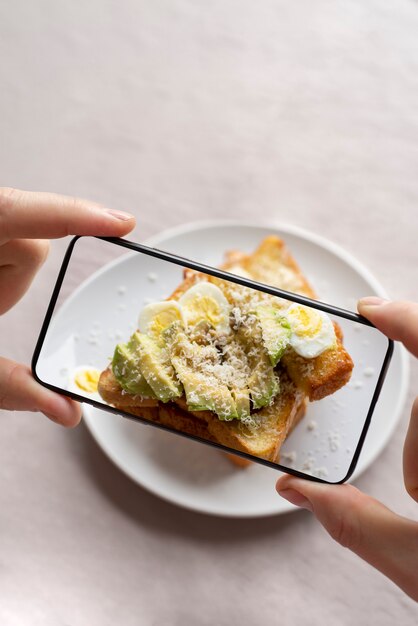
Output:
left=0, top=187, right=136, bottom=427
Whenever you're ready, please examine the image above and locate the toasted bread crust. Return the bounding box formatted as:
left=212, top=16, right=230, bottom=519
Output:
left=241, top=235, right=317, bottom=298
left=110, top=398, right=216, bottom=442
left=98, top=367, right=307, bottom=462
left=281, top=322, right=353, bottom=401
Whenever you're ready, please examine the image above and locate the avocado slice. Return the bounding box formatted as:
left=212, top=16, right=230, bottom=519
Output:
left=166, top=327, right=238, bottom=421
left=248, top=365, right=279, bottom=410
left=231, top=387, right=251, bottom=420
left=236, top=316, right=279, bottom=409
left=255, top=305, right=291, bottom=366
left=173, top=357, right=238, bottom=420
left=112, top=342, right=156, bottom=397
left=131, top=331, right=182, bottom=403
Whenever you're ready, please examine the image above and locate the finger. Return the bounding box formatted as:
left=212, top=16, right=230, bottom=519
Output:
left=358, top=298, right=418, bottom=503
left=0, top=357, right=81, bottom=427
left=0, top=187, right=135, bottom=243
left=0, top=239, right=50, bottom=314
left=404, top=397, right=418, bottom=502
left=276, top=475, right=418, bottom=601
left=357, top=297, right=418, bottom=358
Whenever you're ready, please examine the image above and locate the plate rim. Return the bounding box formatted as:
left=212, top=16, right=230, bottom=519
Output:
left=82, top=219, right=410, bottom=517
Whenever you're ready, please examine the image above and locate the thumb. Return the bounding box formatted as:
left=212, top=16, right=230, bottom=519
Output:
left=357, top=297, right=418, bottom=358
left=276, top=475, right=418, bottom=601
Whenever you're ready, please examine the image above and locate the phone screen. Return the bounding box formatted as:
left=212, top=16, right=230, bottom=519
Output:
left=32, top=236, right=393, bottom=483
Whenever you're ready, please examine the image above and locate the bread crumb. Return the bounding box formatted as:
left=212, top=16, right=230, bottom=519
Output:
left=363, top=367, right=375, bottom=377
left=301, top=457, right=315, bottom=472
left=315, top=467, right=329, bottom=478
left=328, top=432, right=341, bottom=452
left=281, top=451, right=297, bottom=464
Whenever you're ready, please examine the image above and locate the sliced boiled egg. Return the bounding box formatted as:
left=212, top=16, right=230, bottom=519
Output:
left=138, top=300, right=184, bottom=338
left=178, top=282, right=231, bottom=334
left=286, top=303, right=336, bottom=358
left=69, top=365, right=102, bottom=401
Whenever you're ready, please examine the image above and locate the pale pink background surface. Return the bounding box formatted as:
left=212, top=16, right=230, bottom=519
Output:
left=1, top=1, right=418, bottom=624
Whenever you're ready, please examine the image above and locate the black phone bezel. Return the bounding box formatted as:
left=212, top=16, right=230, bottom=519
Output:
left=31, top=235, right=394, bottom=484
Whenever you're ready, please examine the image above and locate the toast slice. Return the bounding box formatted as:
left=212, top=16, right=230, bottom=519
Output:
left=99, top=365, right=307, bottom=464
left=98, top=235, right=353, bottom=466
left=241, top=235, right=317, bottom=298
left=216, top=237, right=353, bottom=402
left=181, top=368, right=308, bottom=462
left=281, top=321, right=353, bottom=401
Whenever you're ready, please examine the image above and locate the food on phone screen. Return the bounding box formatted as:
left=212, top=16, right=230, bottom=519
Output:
left=98, top=236, right=354, bottom=467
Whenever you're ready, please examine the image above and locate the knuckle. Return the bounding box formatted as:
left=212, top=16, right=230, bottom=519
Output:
left=325, top=485, right=363, bottom=551
left=0, top=186, right=18, bottom=203
left=391, top=301, right=418, bottom=344
left=0, top=187, right=21, bottom=214
left=60, top=195, right=88, bottom=237
left=67, top=194, right=92, bottom=214
left=327, top=514, right=359, bottom=550
left=0, top=188, right=24, bottom=239
left=66, top=195, right=80, bottom=213
left=0, top=361, right=25, bottom=410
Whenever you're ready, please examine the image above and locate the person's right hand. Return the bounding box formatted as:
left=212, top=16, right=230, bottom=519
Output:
left=276, top=298, right=418, bottom=602
left=0, top=187, right=136, bottom=427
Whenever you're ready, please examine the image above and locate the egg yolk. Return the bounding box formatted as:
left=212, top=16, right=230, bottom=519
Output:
left=183, top=296, right=221, bottom=326
left=148, top=308, right=182, bottom=335
left=289, top=306, right=323, bottom=338
left=74, top=368, right=100, bottom=393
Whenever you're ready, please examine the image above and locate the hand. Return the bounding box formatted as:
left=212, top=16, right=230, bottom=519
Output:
left=0, top=187, right=135, bottom=427
left=276, top=298, right=418, bottom=602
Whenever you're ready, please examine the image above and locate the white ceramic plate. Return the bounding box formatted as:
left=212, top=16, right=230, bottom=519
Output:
left=38, top=222, right=409, bottom=517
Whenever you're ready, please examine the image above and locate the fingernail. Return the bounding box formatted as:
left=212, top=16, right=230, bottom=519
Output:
left=358, top=296, right=388, bottom=308
left=277, top=488, right=313, bottom=512
left=104, top=209, right=135, bottom=221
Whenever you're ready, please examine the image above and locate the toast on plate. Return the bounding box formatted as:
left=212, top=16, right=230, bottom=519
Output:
left=98, top=236, right=353, bottom=467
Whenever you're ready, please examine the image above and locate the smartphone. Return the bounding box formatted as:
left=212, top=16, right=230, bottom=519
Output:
left=31, top=235, right=393, bottom=484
